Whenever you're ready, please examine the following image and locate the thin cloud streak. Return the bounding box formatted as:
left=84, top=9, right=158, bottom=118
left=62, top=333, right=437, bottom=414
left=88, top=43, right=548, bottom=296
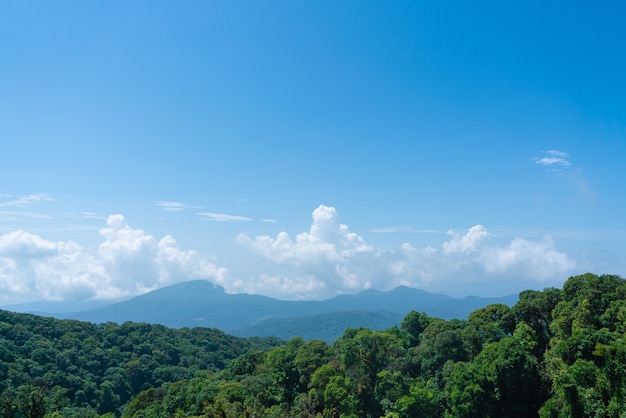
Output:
left=81, top=212, right=107, bottom=220
left=0, top=194, right=53, bottom=207
left=536, top=157, right=570, bottom=166
left=0, top=211, right=54, bottom=220
left=156, top=201, right=201, bottom=212
left=197, top=212, right=252, bottom=222
left=534, top=150, right=595, bottom=203
left=534, top=150, right=571, bottom=174
left=369, top=227, right=445, bottom=234
left=546, top=150, right=568, bottom=158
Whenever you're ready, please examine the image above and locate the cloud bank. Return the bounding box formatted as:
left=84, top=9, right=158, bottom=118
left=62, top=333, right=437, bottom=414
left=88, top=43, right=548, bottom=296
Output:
left=0, top=205, right=579, bottom=303
left=0, top=215, right=227, bottom=303
left=236, top=205, right=577, bottom=299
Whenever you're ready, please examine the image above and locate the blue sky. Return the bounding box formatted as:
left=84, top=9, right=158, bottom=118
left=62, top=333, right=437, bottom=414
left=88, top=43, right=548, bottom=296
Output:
left=1, top=1, right=625, bottom=304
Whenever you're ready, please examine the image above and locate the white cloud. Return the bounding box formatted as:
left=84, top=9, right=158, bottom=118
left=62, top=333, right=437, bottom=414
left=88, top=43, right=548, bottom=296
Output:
left=0, top=211, right=54, bottom=221
left=224, top=273, right=328, bottom=300
left=0, top=193, right=53, bottom=207
left=534, top=150, right=595, bottom=202
left=156, top=201, right=200, bottom=212
left=536, top=157, right=569, bottom=166
left=442, top=225, right=489, bottom=254
left=237, top=205, right=373, bottom=266
left=237, top=205, right=382, bottom=297
left=546, top=150, right=569, bottom=158
left=0, top=205, right=581, bottom=303
left=0, top=215, right=228, bottom=303
left=481, top=236, right=576, bottom=280
left=534, top=150, right=571, bottom=173
left=0, top=230, right=59, bottom=258
left=198, top=212, right=252, bottom=222
left=81, top=211, right=106, bottom=220
left=237, top=205, right=578, bottom=298
left=369, top=226, right=444, bottom=234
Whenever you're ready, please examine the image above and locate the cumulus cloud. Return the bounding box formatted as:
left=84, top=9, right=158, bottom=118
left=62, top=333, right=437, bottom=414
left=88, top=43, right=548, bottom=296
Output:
left=238, top=205, right=371, bottom=262
left=237, top=205, right=578, bottom=298
left=0, top=205, right=581, bottom=303
left=481, top=236, right=576, bottom=280
left=442, top=225, right=490, bottom=254
left=237, top=205, right=381, bottom=297
left=0, top=215, right=228, bottom=303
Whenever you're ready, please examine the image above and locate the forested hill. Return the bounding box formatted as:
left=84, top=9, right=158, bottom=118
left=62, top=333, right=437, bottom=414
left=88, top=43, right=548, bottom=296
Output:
left=3, top=273, right=626, bottom=417
left=0, top=311, right=281, bottom=417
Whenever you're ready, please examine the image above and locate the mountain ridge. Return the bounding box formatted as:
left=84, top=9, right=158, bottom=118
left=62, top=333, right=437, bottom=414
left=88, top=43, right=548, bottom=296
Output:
left=3, top=280, right=518, bottom=341
left=5, top=280, right=518, bottom=341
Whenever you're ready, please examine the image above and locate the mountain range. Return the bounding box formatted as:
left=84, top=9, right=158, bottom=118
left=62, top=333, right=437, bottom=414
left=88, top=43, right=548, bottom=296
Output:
left=3, top=280, right=518, bottom=341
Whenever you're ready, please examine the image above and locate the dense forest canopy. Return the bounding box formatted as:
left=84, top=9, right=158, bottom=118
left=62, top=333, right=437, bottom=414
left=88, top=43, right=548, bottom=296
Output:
left=1, top=273, right=625, bottom=417
left=0, top=314, right=280, bottom=417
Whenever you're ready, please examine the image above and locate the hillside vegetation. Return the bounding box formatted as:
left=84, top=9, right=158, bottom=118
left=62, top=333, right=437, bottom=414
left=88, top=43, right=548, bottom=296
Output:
left=2, top=273, right=626, bottom=417
left=0, top=314, right=280, bottom=417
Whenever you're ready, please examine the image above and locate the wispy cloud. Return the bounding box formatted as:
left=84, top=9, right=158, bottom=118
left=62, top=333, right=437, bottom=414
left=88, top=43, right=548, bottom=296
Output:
left=534, top=150, right=595, bottom=203
left=197, top=212, right=252, bottom=222
left=0, top=211, right=54, bottom=221
left=0, top=193, right=53, bottom=207
left=546, top=150, right=568, bottom=158
left=534, top=150, right=571, bottom=173
left=369, top=226, right=444, bottom=234
left=81, top=211, right=107, bottom=220
left=261, top=218, right=278, bottom=223
left=155, top=201, right=201, bottom=212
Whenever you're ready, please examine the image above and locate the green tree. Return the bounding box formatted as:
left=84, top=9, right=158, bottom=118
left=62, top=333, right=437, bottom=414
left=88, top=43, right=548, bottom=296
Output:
left=400, top=311, right=431, bottom=348
left=505, top=287, right=561, bottom=355
left=16, top=384, right=47, bottom=418
left=446, top=322, right=545, bottom=418
left=464, top=304, right=513, bottom=356
left=394, top=379, right=446, bottom=418
left=335, top=329, right=404, bottom=417
left=408, top=319, right=469, bottom=381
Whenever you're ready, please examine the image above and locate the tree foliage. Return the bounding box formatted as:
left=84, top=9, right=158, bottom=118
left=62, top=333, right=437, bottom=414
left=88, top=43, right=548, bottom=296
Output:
left=0, top=312, right=280, bottom=417
left=3, top=273, right=626, bottom=417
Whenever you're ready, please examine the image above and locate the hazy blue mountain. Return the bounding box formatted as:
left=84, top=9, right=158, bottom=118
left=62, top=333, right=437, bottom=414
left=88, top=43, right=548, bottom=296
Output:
left=43, top=280, right=517, bottom=341
left=231, top=310, right=404, bottom=342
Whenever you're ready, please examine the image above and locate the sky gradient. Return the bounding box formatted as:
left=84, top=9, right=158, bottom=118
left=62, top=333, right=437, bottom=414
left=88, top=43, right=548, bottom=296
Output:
left=1, top=1, right=625, bottom=304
